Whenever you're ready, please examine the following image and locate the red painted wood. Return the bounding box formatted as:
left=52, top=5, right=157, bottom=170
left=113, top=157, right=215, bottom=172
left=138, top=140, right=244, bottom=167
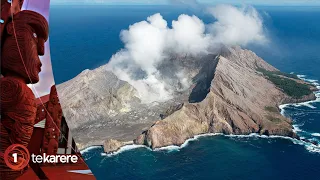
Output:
left=0, top=0, right=24, bottom=40
left=1, top=10, right=49, bottom=84
left=0, top=2, right=49, bottom=179
left=41, top=86, right=63, bottom=157
left=41, top=163, right=96, bottom=180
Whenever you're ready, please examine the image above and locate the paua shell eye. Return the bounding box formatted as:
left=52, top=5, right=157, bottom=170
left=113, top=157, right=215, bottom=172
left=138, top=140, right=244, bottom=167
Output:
left=33, top=33, right=37, bottom=38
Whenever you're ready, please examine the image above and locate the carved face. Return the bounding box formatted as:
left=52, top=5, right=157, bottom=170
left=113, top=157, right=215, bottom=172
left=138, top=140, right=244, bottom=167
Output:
left=1, top=10, right=48, bottom=84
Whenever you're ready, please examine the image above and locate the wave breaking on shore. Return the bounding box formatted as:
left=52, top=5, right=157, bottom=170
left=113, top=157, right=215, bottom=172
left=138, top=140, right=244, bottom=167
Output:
left=279, top=75, right=320, bottom=114
left=100, top=144, right=149, bottom=157
left=279, top=75, right=320, bottom=153
left=81, top=132, right=320, bottom=159
left=81, top=75, right=320, bottom=157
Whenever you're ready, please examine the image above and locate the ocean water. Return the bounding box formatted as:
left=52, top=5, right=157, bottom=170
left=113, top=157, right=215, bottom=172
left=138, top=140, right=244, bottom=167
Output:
left=50, top=5, right=320, bottom=180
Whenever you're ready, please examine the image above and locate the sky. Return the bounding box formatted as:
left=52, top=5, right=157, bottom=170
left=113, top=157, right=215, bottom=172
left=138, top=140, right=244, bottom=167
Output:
left=22, top=0, right=55, bottom=97
left=50, top=0, right=320, bottom=6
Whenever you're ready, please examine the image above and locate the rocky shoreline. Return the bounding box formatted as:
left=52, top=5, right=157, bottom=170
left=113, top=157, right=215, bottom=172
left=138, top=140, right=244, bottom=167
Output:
left=101, top=86, right=319, bottom=154
left=102, top=48, right=317, bottom=153
left=102, top=91, right=318, bottom=154
left=57, top=46, right=317, bottom=154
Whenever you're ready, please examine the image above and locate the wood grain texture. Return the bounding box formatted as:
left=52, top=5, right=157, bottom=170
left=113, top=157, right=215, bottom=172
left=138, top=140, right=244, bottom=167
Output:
left=0, top=0, right=24, bottom=40
left=42, top=86, right=63, bottom=158
left=1, top=10, right=48, bottom=84
left=0, top=4, right=49, bottom=179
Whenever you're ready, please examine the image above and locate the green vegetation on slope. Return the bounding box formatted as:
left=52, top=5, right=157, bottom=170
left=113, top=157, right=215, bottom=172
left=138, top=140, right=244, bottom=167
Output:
left=258, top=68, right=299, bottom=79
left=257, top=68, right=312, bottom=98
left=273, top=71, right=299, bottom=80
left=264, top=106, right=279, bottom=113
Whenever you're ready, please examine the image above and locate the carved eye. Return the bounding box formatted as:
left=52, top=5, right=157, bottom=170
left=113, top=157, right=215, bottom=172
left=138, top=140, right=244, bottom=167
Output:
left=33, top=33, right=37, bottom=38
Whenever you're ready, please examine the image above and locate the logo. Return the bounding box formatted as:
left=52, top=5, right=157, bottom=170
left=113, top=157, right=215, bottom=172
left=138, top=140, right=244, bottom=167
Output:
left=4, top=144, right=30, bottom=170
left=31, top=153, right=79, bottom=164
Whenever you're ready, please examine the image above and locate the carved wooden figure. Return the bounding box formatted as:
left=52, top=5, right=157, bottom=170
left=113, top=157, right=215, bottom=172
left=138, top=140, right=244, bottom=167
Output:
left=42, top=86, right=63, bottom=156
left=0, top=0, right=24, bottom=39
left=0, top=2, right=49, bottom=178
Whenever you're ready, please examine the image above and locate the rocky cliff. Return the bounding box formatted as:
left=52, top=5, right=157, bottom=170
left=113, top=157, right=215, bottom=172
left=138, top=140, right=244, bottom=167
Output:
left=134, top=46, right=317, bottom=149
left=57, top=46, right=316, bottom=152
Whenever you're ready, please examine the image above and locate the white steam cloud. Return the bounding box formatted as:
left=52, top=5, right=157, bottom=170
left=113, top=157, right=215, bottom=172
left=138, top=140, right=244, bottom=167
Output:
left=107, top=4, right=268, bottom=103
left=208, top=5, right=267, bottom=46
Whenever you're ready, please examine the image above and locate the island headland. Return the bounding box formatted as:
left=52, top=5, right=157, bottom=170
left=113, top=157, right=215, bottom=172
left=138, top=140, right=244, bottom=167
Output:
left=57, top=46, right=317, bottom=153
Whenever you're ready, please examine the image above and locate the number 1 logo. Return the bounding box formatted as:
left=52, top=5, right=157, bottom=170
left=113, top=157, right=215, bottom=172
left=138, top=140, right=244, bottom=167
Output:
left=4, top=144, right=30, bottom=170
left=12, top=153, right=18, bottom=163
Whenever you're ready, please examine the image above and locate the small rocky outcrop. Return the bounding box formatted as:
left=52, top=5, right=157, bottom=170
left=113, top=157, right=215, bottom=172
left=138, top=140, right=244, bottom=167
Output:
left=103, top=139, right=124, bottom=153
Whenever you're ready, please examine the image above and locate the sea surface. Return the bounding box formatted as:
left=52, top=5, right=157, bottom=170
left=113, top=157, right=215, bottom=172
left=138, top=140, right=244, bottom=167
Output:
left=50, top=5, right=320, bottom=180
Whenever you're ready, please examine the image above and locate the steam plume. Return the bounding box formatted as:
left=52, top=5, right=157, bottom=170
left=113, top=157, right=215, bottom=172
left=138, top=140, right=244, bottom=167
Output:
left=107, top=4, right=268, bottom=103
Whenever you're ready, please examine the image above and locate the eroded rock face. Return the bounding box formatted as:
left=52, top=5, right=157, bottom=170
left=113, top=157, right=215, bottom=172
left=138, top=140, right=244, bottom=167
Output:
left=134, top=47, right=315, bottom=149
left=57, top=46, right=316, bottom=151
left=57, top=61, right=194, bottom=148
left=103, top=139, right=123, bottom=153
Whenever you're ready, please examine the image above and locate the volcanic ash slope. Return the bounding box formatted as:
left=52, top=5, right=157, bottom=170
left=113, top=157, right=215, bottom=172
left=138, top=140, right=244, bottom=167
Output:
left=57, top=46, right=316, bottom=151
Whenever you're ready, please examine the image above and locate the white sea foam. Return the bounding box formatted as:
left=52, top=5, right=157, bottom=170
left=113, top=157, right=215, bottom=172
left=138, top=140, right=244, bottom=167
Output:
left=297, top=75, right=306, bottom=78
left=279, top=75, right=320, bottom=126
left=227, top=133, right=320, bottom=153
left=101, top=144, right=149, bottom=157
left=99, top=132, right=320, bottom=157
left=307, top=79, right=318, bottom=83
left=296, top=75, right=319, bottom=84
left=181, top=133, right=222, bottom=148
left=312, top=133, right=320, bottom=137
left=102, top=133, right=223, bottom=156
left=80, top=146, right=102, bottom=154
left=226, top=133, right=294, bottom=141
left=279, top=75, right=320, bottom=112
left=154, top=133, right=223, bottom=152
left=295, top=102, right=316, bottom=109
left=95, top=76, right=320, bottom=157
left=155, top=145, right=181, bottom=152
left=278, top=75, right=320, bottom=154
left=280, top=100, right=318, bottom=110
left=297, top=75, right=320, bottom=89
left=279, top=104, right=289, bottom=115
left=152, top=74, right=320, bottom=154
left=293, top=123, right=306, bottom=133
left=306, top=145, right=320, bottom=153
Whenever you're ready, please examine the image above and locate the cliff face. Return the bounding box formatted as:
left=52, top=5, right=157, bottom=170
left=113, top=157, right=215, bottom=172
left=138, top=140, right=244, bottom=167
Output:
left=57, top=66, right=143, bottom=147
left=135, top=47, right=313, bottom=149
left=57, top=46, right=316, bottom=151
left=57, top=59, right=194, bottom=148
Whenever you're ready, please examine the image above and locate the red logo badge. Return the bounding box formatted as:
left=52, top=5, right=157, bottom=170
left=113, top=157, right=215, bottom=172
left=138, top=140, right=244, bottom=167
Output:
left=4, top=144, right=30, bottom=170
